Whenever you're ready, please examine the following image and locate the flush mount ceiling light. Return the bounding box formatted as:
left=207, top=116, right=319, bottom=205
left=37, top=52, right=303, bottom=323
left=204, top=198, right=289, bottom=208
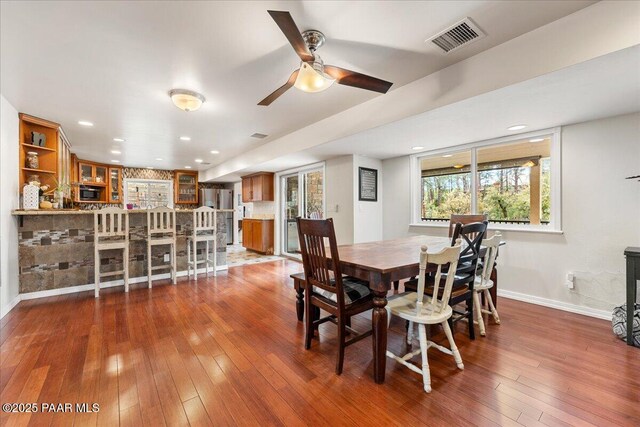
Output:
left=78, top=120, right=93, bottom=127
left=194, top=158, right=203, bottom=163
left=180, top=136, right=191, bottom=141
left=113, top=138, right=125, bottom=142
left=507, top=124, right=527, bottom=131
left=169, top=89, right=205, bottom=112
left=412, top=146, right=425, bottom=150
left=210, top=150, right=219, bottom=154
left=529, top=138, right=545, bottom=143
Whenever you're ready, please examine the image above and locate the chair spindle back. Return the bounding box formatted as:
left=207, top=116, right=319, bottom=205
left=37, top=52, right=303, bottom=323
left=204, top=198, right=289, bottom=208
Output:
left=94, top=207, right=129, bottom=239
left=147, top=207, right=176, bottom=236
left=415, top=241, right=462, bottom=315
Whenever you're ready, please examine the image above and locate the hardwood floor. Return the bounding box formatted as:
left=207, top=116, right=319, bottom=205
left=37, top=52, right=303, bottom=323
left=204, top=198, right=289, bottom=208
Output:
left=1, top=259, right=639, bottom=426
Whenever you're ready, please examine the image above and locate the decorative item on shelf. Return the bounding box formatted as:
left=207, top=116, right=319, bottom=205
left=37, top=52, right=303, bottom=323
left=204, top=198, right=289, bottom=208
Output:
left=31, top=131, right=46, bottom=147
left=22, top=184, right=40, bottom=210
left=27, top=174, right=41, bottom=187
left=52, top=202, right=59, bottom=209
left=43, top=178, right=70, bottom=208
left=96, top=176, right=103, bottom=183
left=26, top=151, right=39, bottom=169
left=40, top=200, right=53, bottom=209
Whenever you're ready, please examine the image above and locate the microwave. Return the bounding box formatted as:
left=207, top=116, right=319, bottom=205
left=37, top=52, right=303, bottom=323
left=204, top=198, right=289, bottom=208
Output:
left=79, top=188, right=100, bottom=201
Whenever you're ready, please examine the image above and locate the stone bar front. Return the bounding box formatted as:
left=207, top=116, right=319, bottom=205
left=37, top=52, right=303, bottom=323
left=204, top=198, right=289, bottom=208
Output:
left=13, top=209, right=230, bottom=294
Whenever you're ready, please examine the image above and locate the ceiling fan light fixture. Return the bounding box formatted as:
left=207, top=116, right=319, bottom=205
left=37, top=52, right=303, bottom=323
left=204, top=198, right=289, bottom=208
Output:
left=169, top=89, right=205, bottom=112
left=294, top=60, right=335, bottom=93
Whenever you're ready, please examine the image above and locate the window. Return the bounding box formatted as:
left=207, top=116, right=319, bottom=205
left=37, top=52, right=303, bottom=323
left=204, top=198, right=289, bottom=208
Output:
left=124, top=179, right=173, bottom=209
left=413, top=129, right=560, bottom=231
left=421, top=150, right=472, bottom=220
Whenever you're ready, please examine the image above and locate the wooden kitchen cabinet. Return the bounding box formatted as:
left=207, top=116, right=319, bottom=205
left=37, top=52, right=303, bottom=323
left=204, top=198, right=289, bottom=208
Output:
left=242, top=219, right=274, bottom=254
left=108, top=166, right=122, bottom=203
left=241, top=172, right=274, bottom=202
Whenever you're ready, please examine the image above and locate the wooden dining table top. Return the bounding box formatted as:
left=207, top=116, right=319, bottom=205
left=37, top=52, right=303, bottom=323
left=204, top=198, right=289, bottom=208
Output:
left=333, top=235, right=452, bottom=274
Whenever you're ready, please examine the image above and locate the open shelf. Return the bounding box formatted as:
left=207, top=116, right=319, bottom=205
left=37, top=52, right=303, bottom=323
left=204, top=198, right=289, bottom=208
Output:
left=21, top=143, right=56, bottom=153
left=22, top=167, right=56, bottom=174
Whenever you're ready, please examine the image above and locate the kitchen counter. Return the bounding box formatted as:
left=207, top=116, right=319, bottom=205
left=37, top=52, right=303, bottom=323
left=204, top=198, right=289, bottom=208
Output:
left=15, top=209, right=231, bottom=295
left=12, top=208, right=234, bottom=215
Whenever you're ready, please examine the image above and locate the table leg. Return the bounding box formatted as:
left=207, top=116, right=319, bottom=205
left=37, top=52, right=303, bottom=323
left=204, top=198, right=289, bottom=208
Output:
left=393, top=280, right=399, bottom=291
left=490, top=267, right=498, bottom=309
left=295, top=285, right=304, bottom=322
left=372, top=289, right=388, bottom=384
left=627, top=256, right=637, bottom=346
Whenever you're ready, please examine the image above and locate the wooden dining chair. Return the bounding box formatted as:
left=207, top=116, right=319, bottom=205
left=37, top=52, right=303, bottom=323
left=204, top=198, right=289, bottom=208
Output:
left=449, top=214, right=488, bottom=237
left=405, top=221, right=488, bottom=340
left=473, top=232, right=502, bottom=336
left=296, top=217, right=374, bottom=375
left=386, top=241, right=463, bottom=393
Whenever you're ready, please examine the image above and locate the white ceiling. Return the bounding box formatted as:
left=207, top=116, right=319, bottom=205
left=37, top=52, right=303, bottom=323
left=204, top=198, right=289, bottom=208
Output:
left=247, top=45, right=640, bottom=178
left=0, top=1, right=593, bottom=171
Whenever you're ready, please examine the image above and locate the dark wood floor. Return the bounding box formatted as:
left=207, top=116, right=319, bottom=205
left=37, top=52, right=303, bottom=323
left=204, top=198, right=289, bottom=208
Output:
left=1, top=259, right=639, bottom=427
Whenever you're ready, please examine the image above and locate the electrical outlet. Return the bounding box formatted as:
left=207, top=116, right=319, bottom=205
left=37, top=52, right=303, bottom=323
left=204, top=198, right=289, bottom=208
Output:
left=164, top=253, right=170, bottom=262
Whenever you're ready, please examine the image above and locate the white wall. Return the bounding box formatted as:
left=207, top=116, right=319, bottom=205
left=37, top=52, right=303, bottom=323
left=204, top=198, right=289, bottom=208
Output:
left=0, top=95, right=20, bottom=318
left=382, top=113, right=640, bottom=316
left=325, top=156, right=354, bottom=245
left=353, top=155, right=383, bottom=243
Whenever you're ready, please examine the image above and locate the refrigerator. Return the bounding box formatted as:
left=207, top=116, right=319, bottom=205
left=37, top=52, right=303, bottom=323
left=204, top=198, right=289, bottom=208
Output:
left=200, top=189, right=234, bottom=245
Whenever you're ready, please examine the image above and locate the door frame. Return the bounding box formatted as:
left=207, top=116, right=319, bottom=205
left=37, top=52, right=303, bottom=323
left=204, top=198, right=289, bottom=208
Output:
left=275, top=162, right=326, bottom=257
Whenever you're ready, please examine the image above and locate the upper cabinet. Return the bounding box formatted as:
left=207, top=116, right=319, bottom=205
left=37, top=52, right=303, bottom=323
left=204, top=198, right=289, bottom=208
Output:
left=108, top=167, right=122, bottom=203
left=19, top=114, right=61, bottom=190
left=241, top=172, right=274, bottom=202
left=78, top=161, right=108, bottom=185
left=174, top=170, right=198, bottom=204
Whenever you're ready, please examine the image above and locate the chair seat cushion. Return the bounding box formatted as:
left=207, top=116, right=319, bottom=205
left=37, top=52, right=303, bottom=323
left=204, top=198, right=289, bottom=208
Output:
left=313, top=277, right=371, bottom=305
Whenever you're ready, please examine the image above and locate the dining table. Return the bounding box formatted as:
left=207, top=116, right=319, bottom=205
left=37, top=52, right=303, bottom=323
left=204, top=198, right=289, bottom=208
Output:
left=330, top=235, right=454, bottom=384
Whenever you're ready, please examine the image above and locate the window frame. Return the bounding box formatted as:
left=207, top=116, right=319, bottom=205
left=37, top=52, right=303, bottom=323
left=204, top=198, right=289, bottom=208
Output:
left=410, top=127, right=562, bottom=233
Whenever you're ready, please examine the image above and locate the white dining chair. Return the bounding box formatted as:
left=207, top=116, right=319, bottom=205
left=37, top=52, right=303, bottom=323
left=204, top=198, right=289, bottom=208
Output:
left=187, top=206, right=217, bottom=281
left=386, top=241, right=463, bottom=393
left=473, top=232, right=502, bottom=336
left=93, top=207, right=129, bottom=298
left=146, top=207, right=177, bottom=288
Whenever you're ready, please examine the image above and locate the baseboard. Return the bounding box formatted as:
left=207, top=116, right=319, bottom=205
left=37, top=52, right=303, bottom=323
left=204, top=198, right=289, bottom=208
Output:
left=16, top=265, right=228, bottom=302
left=0, top=294, right=21, bottom=319
left=497, top=289, right=612, bottom=320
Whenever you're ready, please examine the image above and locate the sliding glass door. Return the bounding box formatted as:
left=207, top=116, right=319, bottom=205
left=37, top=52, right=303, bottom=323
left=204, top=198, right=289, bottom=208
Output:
left=281, top=167, right=324, bottom=258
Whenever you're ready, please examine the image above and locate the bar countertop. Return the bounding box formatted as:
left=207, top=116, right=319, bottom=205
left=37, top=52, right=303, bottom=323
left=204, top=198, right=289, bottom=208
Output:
left=12, top=208, right=234, bottom=215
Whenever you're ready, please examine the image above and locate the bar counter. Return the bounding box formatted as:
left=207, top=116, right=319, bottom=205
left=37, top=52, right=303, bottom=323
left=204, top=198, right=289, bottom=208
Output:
left=12, top=209, right=233, bottom=295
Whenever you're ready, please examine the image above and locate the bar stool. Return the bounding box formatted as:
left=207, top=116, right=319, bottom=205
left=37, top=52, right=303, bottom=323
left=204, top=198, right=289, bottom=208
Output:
left=94, top=207, right=129, bottom=298
left=187, top=206, right=217, bottom=281
left=146, top=207, right=177, bottom=288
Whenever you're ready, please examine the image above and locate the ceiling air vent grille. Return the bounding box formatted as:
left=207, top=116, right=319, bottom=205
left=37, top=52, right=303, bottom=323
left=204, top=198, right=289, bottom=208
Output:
left=427, top=18, right=485, bottom=54
left=251, top=133, right=268, bottom=139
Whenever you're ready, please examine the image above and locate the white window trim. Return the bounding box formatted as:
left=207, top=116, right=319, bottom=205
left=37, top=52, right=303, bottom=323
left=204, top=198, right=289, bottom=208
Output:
left=410, top=127, right=562, bottom=233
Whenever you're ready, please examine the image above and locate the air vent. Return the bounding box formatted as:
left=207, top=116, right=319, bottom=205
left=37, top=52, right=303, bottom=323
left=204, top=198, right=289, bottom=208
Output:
left=251, top=133, right=268, bottom=139
left=427, top=17, right=485, bottom=54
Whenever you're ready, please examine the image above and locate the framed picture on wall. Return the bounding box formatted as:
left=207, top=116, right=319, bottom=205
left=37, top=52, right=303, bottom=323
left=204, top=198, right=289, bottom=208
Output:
left=358, top=167, right=378, bottom=202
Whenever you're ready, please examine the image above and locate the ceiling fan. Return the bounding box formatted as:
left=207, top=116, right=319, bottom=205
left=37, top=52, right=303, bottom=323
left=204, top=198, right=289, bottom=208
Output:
left=258, top=10, right=393, bottom=106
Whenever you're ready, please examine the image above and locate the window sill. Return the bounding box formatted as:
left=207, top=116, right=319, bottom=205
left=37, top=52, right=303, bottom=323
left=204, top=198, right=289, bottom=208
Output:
left=409, top=222, right=564, bottom=235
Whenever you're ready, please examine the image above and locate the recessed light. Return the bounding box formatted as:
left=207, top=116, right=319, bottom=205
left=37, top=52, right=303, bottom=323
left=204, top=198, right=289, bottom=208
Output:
left=155, top=158, right=163, bottom=161
left=412, top=146, right=424, bottom=150
left=180, top=136, right=191, bottom=141
left=210, top=150, right=219, bottom=154
left=78, top=120, right=94, bottom=127
left=147, top=166, right=154, bottom=169
left=194, top=158, right=203, bottom=163
left=184, top=166, right=192, bottom=169
left=111, top=159, right=120, bottom=163
left=110, top=150, right=121, bottom=154
left=507, top=124, right=527, bottom=131
left=113, top=138, right=125, bottom=142
left=529, top=138, right=545, bottom=143
left=442, top=154, right=453, bottom=158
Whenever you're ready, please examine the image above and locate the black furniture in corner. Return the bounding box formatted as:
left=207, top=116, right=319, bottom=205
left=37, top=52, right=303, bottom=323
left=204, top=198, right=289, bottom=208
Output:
left=625, top=247, right=640, bottom=346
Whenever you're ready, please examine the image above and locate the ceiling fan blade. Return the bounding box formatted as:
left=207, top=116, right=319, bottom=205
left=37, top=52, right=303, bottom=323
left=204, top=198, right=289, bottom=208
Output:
left=268, top=10, right=314, bottom=62
left=324, top=65, right=393, bottom=94
left=258, top=69, right=299, bottom=106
